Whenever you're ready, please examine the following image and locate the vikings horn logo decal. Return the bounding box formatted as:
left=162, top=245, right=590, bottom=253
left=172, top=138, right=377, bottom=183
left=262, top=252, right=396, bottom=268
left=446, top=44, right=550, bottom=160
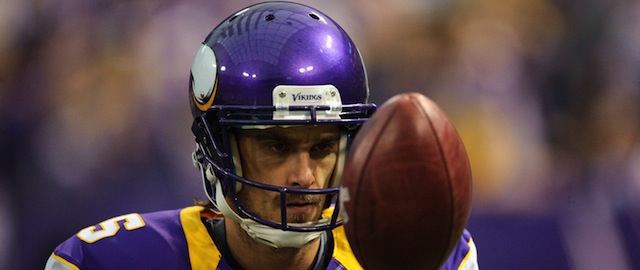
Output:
left=191, top=44, right=218, bottom=111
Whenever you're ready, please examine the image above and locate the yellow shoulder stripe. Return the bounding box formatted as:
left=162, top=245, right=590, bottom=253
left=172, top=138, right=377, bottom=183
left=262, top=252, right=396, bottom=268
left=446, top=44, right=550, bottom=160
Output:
left=180, top=206, right=221, bottom=270
left=332, top=226, right=363, bottom=270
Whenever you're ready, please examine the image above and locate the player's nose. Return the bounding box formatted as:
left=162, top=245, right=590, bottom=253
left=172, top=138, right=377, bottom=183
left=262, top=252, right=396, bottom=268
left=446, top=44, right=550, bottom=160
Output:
left=286, top=152, right=315, bottom=188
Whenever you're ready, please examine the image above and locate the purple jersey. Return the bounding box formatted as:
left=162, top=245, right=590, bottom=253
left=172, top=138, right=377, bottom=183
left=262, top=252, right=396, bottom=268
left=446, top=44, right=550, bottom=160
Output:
left=46, top=206, right=478, bottom=269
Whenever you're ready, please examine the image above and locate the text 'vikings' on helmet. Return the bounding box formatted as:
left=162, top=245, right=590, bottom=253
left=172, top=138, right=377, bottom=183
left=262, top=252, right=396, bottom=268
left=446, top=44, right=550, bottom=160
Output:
left=189, top=1, right=375, bottom=248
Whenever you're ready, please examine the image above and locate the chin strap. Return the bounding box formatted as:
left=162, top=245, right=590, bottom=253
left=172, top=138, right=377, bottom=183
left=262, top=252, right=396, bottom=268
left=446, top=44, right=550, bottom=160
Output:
left=211, top=179, right=324, bottom=248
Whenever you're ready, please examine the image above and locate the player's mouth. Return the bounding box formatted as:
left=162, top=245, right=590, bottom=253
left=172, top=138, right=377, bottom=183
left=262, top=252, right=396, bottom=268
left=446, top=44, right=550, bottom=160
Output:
left=285, top=197, right=322, bottom=214
left=286, top=201, right=316, bottom=213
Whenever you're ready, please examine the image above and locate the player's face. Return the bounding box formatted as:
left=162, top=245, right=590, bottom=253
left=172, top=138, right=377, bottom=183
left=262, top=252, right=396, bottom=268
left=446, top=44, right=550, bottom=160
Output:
left=234, top=125, right=340, bottom=224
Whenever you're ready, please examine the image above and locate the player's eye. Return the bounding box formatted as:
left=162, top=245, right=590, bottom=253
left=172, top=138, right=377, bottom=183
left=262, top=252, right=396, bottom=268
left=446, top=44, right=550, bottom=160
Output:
left=310, top=141, right=337, bottom=159
left=313, top=143, right=332, bottom=152
left=267, top=142, right=289, bottom=153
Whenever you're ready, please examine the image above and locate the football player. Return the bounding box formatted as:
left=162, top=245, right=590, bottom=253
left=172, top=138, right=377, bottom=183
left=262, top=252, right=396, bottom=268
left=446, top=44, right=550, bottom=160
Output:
left=45, top=2, right=478, bottom=269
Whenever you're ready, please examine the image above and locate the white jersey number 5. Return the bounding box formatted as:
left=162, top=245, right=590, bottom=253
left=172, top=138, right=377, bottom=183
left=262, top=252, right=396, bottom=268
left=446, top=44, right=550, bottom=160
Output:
left=77, top=213, right=145, bottom=243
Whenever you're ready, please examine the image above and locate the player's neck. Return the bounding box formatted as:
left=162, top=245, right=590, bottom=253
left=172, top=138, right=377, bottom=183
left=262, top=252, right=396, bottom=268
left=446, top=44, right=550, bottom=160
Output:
left=226, top=219, right=320, bottom=270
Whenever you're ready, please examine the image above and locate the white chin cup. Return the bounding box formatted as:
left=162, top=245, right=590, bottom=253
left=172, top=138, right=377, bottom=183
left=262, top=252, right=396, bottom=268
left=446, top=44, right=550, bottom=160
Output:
left=213, top=181, right=324, bottom=248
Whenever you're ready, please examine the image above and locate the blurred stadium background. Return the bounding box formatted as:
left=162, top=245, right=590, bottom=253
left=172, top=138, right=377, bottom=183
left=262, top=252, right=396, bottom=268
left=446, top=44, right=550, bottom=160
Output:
left=1, top=0, right=639, bottom=269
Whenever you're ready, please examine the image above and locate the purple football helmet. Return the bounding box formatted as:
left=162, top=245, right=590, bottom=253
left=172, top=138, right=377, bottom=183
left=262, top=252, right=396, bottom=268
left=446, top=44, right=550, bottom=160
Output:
left=189, top=2, right=375, bottom=248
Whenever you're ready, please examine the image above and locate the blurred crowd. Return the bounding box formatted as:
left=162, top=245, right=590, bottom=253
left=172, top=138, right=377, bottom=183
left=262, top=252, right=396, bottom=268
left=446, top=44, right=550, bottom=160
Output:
left=1, top=0, right=639, bottom=269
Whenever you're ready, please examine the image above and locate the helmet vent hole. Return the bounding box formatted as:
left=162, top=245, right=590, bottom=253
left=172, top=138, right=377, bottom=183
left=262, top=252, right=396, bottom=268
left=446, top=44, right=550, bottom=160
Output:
left=264, top=14, right=275, bottom=21
left=228, top=15, right=238, bottom=23
left=309, top=13, right=320, bottom=20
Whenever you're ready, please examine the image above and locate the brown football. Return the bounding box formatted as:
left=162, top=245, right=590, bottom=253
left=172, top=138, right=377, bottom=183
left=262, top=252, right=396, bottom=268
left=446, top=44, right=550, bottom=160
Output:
left=341, top=92, right=472, bottom=269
